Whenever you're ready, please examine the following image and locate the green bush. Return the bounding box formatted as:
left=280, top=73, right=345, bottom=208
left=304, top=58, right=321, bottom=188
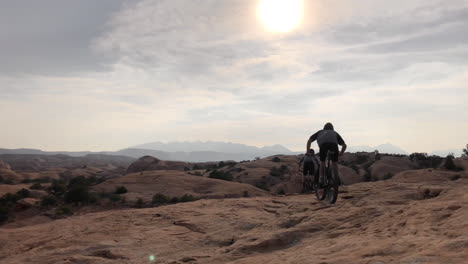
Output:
left=108, top=193, right=121, bottom=202
left=30, top=183, right=44, bottom=190
left=179, top=194, right=196, bottom=203
left=115, top=186, right=128, bottom=194
left=208, top=170, right=233, bottom=181
left=270, top=165, right=288, bottom=177
left=356, top=155, right=369, bottom=164
left=135, top=198, right=144, bottom=208
left=152, top=193, right=169, bottom=205
left=444, top=154, right=456, bottom=171
left=255, top=182, right=270, bottom=191
left=64, top=186, right=90, bottom=205
left=16, top=188, right=30, bottom=199
left=272, top=157, right=281, bottom=162
left=0, top=206, right=9, bottom=223
left=383, top=173, right=394, bottom=180
left=55, top=206, right=72, bottom=216
left=48, top=181, right=66, bottom=196
left=41, top=195, right=58, bottom=207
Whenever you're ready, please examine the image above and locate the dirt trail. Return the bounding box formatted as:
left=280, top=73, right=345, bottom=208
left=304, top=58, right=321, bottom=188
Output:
left=1, top=170, right=467, bottom=264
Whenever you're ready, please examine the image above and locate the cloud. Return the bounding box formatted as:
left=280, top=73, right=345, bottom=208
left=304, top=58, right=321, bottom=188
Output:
left=0, top=0, right=126, bottom=76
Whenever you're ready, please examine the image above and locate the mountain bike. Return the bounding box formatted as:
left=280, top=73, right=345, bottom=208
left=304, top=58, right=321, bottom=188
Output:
left=314, top=151, right=340, bottom=204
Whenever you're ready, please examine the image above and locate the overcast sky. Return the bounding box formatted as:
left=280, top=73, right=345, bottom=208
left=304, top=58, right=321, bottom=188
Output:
left=1, top=0, right=467, bottom=154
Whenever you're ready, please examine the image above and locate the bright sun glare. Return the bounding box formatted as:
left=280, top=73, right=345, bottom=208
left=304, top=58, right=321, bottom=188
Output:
left=257, top=0, right=304, bottom=33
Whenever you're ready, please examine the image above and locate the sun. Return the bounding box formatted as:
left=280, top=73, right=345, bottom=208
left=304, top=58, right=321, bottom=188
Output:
left=257, top=0, right=304, bottom=33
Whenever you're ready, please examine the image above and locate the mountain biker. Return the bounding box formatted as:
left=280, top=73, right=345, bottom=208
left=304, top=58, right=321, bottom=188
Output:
left=298, top=149, right=319, bottom=178
left=306, top=122, right=347, bottom=185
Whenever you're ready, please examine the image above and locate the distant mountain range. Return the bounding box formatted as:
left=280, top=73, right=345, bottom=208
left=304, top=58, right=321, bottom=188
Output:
left=1, top=142, right=462, bottom=162
left=0, top=142, right=299, bottom=162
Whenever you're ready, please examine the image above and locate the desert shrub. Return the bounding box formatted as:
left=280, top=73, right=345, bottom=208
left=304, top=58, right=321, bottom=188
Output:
left=16, top=188, right=30, bottom=199
left=254, top=157, right=261, bottom=161
left=108, top=193, right=121, bottom=202
left=41, top=195, right=58, bottom=207
left=418, top=188, right=441, bottom=199
left=64, top=186, right=90, bottom=205
left=3, top=178, right=14, bottom=184
left=88, top=193, right=98, bottom=204
left=356, top=155, right=369, bottom=164
left=184, top=166, right=190, bottom=171
left=48, top=181, right=66, bottom=196
left=170, top=197, right=179, bottom=204
left=277, top=189, right=285, bottom=195
left=374, top=150, right=381, bottom=160
left=0, top=206, right=9, bottom=223
left=255, top=182, right=270, bottom=191
left=362, top=172, right=371, bottom=182
left=410, top=153, right=443, bottom=168
left=218, top=161, right=225, bottom=167
left=135, top=198, right=144, bottom=208
left=383, top=173, right=394, bottom=180
left=68, top=176, right=89, bottom=188
left=270, top=165, right=288, bottom=178
left=272, top=157, right=281, bottom=163
left=192, top=164, right=202, bottom=170
left=243, top=191, right=249, bottom=197
left=152, top=193, right=169, bottom=205
left=30, top=183, right=44, bottom=190
left=115, top=186, right=128, bottom=194
left=444, top=154, right=462, bottom=171
left=21, top=178, right=32, bottom=183
left=450, top=174, right=461, bottom=181
left=179, top=194, right=196, bottom=203
left=55, top=206, right=72, bottom=216
left=209, top=170, right=233, bottom=181
left=463, top=144, right=468, bottom=157
left=0, top=193, right=21, bottom=206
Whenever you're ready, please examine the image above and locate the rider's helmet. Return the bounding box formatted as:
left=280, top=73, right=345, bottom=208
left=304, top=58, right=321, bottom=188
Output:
left=324, top=122, right=334, bottom=130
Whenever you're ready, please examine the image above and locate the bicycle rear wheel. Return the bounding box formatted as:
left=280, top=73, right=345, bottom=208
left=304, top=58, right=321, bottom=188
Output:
left=302, top=172, right=314, bottom=193
left=314, top=171, right=326, bottom=201
left=326, top=169, right=339, bottom=204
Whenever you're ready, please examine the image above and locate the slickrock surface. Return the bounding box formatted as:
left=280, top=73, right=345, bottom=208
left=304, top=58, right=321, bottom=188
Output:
left=1, top=169, right=467, bottom=264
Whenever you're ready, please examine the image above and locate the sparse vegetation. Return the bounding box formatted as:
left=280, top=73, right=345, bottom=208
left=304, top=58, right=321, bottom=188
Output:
left=243, top=190, right=249, bottom=197
left=272, top=157, right=281, bottom=162
left=255, top=182, right=269, bottom=191
left=115, top=186, right=128, bottom=194
left=383, top=173, right=394, bottom=180
left=135, top=198, right=144, bottom=208
left=30, top=182, right=44, bottom=190
left=463, top=144, right=468, bottom=157
left=208, top=170, right=233, bottom=181
left=270, top=165, right=288, bottom=178
left=418, top=188, right=441, bottom=199
left=444, top=154, right=463, bottom=171
left=64, top=186, right=90, bottom=205
left=152, top=193, right=170, bottom=205
left=356, top=155, right=369, bottom=164
left=41, top=195, right=58, bottom=207
left=16, top=188, right=30, bottom=199
left=277, top=189, right=285, bottom=195
left=409, top=152, right=443, bottom=168
left=55, top=206, right=73, bottom=216
left=179, top=194, right=196, bottom=203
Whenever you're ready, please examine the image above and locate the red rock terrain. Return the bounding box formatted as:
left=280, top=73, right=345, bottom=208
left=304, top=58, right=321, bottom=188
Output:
left=1, top=169, right=466, bottom=264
